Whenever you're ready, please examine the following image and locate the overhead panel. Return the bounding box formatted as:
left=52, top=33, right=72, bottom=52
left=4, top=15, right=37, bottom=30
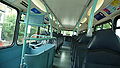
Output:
left=44, top=0, right=88, bottom=29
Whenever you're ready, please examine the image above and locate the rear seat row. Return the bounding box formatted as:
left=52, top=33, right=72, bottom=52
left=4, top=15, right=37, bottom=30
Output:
left=71, top=29, right=120, bottom=68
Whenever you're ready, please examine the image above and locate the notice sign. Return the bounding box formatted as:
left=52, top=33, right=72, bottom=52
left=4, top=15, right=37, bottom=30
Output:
left=103, top=0, right=120, bottom=15
left=94, top=12, right=106, bottom=21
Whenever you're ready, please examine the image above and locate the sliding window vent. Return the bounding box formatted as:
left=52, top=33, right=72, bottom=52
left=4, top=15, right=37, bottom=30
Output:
left=20, top=1, right=28, bottom=8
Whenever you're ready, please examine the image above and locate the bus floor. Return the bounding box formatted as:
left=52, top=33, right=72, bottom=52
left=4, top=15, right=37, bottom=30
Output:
left=52, top=45, right=71, bottom=68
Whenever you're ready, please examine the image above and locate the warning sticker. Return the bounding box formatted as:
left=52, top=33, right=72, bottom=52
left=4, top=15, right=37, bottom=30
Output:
left=94, top=12, right=106, bottom=21
left=103, top=0, right=120, bottom=15
left=111, top=0, right=120, bottom=6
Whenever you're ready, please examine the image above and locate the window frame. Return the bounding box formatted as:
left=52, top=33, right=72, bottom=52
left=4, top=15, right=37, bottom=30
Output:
left=113, top=15, right=120, bottom=34
left=114, top=15, right=120, bottom=29
left=0, top=1, right=20, bottom=49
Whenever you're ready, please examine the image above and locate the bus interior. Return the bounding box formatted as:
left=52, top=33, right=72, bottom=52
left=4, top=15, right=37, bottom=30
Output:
left=0, top=0, right=120, bottom=68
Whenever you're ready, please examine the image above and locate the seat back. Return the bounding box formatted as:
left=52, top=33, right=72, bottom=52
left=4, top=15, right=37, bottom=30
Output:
left=25, top=44, right=55, bottom=68
left=84, top=30, right=120, bottom=68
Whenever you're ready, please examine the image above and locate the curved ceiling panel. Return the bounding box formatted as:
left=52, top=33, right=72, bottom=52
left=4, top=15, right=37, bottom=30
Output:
left=43, top=0, right=88, bottom=29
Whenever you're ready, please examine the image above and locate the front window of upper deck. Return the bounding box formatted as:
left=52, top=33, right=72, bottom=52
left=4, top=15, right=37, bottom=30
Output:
left=0, top=2, right=17, bottom=47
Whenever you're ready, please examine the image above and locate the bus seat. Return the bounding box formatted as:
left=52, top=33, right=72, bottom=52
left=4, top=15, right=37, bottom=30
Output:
left=0, top=45, right=22, bottom=68
left=79, top=34, right=92, bottom=44
left=83, top=29, right=120, bottom=68
left=25, top=44, right=55, bottom=68
left=72, top=34, right=93, bottom=68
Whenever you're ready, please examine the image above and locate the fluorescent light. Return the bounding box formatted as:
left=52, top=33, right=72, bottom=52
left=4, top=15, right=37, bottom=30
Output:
left=80, top=17, right=87, bottom=23
left=49, top=14, right=56, bottom=21
left=79, top=24, right=82, bottom=27
left=87, top=0, right=104, bottom=16
left=32, top=0, right=47, bottom=12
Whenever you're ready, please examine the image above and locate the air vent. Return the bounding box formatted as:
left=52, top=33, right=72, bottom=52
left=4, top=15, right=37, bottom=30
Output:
left=20, top=1, right=28, bottom=8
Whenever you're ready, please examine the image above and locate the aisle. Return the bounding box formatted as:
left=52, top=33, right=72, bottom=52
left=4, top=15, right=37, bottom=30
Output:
left=53, top=46, right=71, bottom=68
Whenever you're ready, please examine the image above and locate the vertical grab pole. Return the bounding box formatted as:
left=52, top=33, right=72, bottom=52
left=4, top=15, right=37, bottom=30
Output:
left=45, top=5, right=53, bottom=38
left=20, top=0, right=31, bottom=68
left=50, top=14, right=53, bottom=37
left=73, top=31, right=74, bottom=35
left=77, top=25, right=79, bottom=36
left=87, top=0, right=98, bottom=37
left=57, top=21, right=59, bottom=34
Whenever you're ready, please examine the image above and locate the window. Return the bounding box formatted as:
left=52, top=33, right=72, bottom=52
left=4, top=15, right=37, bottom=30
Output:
left=116, top=19, right=120, bottom=27
left=116, top=19, right=120, bottom=37
left=18, top=23, right=38, bottom=44
left=18, top=14, right=48, bottom=44
left=0, top=2, right=17, bottom=47
left=63, top=31, right=73, bottom=36
left=18, top=14, right=38, bottom=44
left=96, top=25, right=102, bottom=31
left=95, top=21, right=112, bottom=31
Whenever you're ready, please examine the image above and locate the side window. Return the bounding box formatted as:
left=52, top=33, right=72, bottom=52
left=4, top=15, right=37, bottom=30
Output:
left=18, top=14, right=49, bottom=44
left=116, top=19, right=120, bottom=27
left=96, top=25, right=102, bottom=31
left=95, top=21, right=112, bottom=31
left=0, top=2, right=17, bottom=47
left=116, top=19, right=120, bottom=37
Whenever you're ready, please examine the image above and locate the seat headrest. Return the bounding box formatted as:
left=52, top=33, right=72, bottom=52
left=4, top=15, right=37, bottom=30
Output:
left=88, top=29, right=120, bottom=52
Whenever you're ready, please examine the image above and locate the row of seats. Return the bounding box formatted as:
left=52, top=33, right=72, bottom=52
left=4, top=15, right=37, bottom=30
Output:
left=52, top=32, right=64, bottom=54
left=71, top=29, right=120, bottom=68
left=71, top=33, right=92, bottom=68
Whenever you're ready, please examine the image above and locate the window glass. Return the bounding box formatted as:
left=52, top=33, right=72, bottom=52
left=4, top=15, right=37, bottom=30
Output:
left=96, top=25, right=102, bottom=31
left=18, top=13, right=49, bottom=44
left=116, top=19, right=120, bottom=37
left=63, top=31, right=73, bottom=36
left=18, top=23, right=38, bottom=44
left=116, top=29, right=120, bottom=37
left=0, top=2, right=17, bottom=47
left=103, top=23, right=111, bottom=29
left=95, top=21, right=112, bottom=31
left=116, top=19, right=120, bottom=27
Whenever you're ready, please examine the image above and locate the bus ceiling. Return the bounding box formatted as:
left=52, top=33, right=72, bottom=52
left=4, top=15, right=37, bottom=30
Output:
left=2, top=0, right=120, bottom=32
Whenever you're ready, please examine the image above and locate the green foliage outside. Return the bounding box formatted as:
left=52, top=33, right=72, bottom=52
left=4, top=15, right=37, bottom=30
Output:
left=103, top=23, right=111, bottom=29
left=2, top=15, right=16, bottom=41
left=1, top=14, right=37, bottom=43
left=1, top=14, right=50, bottom=44
left=96, top=23, right=111, bottom=31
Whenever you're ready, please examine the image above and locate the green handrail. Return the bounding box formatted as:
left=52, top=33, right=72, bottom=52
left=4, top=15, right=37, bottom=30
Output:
left=20, top=0, right=31, bottom=68
left=26, top=37, right=56, bottom=41
left=31, top=34, right=54, bottom=38
left=50, top=14, right=53, bottom=37
left=20, top=22, right=49, bottom=27
left=21, top=12, right=47, bottom=15
left=44, top=5, right=53, bottom=38
left=87, top=0, right=98, bottom=36
left=57, top=21, right=59, bottom=34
